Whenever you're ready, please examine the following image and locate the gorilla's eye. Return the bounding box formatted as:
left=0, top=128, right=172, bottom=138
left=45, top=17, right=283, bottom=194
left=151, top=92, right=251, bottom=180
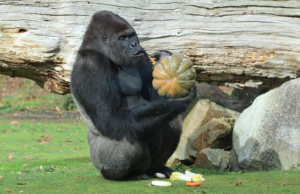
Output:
left=102, top=35, right=107, bottom=41
left=119, top=35, right=125, bottom=40
left=129, top=32, right=136, bottom=37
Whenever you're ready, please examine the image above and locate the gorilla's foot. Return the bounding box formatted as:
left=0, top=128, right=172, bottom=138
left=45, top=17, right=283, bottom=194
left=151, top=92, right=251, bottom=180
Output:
left=147, top=166, right=174, bottom=178
left=156, top=166, right=174, bottom=178
left=124, top=173, right=150, bottom=181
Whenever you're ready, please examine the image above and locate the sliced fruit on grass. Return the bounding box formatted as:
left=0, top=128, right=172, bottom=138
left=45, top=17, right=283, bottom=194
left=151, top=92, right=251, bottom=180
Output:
left=185, top=170, right=206, bottom=183
left=154, top=173, right=166, bottom=179
left=151, top=181, right=172, bottom=187
left=186, top=182, right=202, bottom=187
left=170, top=172, right=192, bottom=181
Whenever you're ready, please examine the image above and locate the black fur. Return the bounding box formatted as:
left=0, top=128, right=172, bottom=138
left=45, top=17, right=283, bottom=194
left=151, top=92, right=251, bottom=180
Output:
left=71, top=11, right=195, bottom=180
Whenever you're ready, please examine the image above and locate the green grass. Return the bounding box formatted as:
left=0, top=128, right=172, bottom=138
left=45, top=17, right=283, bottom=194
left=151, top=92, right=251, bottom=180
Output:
left=0, top=75, right=76, bottom=113
left=1, top=120, right=300, bottom=194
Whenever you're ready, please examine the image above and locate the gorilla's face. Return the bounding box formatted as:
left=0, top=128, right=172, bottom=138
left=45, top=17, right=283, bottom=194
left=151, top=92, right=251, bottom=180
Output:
left=83, top=11, right=145, bottom=67
left=104, top=26, right=145, bottom=67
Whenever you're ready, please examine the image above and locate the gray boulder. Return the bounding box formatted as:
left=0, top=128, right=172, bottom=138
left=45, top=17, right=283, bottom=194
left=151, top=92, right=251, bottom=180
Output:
left=232, top=78, right=300, bottom=170
left=167, top=98, right=239, bottom=166
left=194, top=148, right=230, bottom=170
left=189, top=118, right=232, bottom=151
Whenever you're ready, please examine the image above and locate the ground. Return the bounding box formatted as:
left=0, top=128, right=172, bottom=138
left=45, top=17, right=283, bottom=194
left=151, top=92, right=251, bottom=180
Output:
left=1, top=75, right=300, bottom=194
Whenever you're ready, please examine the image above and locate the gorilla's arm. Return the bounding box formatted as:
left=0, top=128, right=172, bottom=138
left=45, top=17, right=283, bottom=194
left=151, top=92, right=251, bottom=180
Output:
left=132, top=91, right=195, bottom=120
left=71, top=56, right=192, bottom=141
left=88, top=98, right=188, bottom=140
left=73, top=82, right=192, bottom=141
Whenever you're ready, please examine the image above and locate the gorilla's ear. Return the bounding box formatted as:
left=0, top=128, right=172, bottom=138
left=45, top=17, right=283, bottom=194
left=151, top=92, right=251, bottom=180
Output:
left=79, top=20, right=105, bottom=54
left=78, top=47, right=99, bottom=56
left=79, top=39, right=103, bottom=55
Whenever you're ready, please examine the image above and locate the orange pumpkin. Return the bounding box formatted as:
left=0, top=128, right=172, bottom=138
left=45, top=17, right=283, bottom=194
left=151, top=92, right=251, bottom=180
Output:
left=152, top=54, right=196, bottom=98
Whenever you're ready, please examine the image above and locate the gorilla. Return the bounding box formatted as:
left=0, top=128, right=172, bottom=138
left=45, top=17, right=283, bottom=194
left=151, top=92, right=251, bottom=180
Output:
left=71, top=11, right=195, bottom=180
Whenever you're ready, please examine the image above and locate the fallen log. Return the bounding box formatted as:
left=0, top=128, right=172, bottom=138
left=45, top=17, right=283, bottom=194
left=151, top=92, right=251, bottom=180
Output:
left=1, top=0, right=299, bottom=94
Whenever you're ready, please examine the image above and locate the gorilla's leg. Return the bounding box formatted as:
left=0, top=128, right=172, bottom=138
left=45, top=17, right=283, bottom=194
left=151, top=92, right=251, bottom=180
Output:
left=146, top=116, right=182, bottom=177
left=88, top=129, right=151, bottom=180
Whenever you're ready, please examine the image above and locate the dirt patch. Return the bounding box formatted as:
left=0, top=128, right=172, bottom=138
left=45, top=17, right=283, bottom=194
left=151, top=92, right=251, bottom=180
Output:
left=0, top=111, right=81, bottom=123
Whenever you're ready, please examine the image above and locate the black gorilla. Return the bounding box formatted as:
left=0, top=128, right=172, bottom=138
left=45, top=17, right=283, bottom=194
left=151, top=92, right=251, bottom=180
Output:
left=71, top=11, right=195, bottom=180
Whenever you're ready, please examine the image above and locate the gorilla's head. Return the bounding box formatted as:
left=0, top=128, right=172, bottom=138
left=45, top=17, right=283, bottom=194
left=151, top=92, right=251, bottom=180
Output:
left=80, top=11, right=145, bottom=67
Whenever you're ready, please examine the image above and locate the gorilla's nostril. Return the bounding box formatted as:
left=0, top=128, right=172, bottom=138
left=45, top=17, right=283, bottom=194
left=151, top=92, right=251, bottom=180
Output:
left=130, top=42, right=137, bottom=49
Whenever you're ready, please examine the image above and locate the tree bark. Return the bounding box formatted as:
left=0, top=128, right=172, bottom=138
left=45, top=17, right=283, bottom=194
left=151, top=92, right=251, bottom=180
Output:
left=1, top=0, right=299, bottom=94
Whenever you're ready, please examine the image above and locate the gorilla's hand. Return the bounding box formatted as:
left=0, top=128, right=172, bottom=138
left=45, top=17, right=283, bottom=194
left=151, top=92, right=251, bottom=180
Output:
left=131, top=87, right=195, bottom=121
left=150, top=50, right=173, bottom=62
left=164, top=86, right=196, bottom=113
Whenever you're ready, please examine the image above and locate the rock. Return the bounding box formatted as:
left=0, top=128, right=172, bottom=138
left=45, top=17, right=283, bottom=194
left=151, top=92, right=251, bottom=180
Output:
left=188, top=149, right=198, bottom=159
left=167, top=98, right=239, bottom=165
left=231, top=87, right=269, bottom=108
left=229, top=149, right=241, bottom=172
left=194, top=148, right=230, bottom=170
left=196, top=83, right=246, bottom=112
left=189, top=118, right=232, bottom=151
left=166, top=158, right=181, bottom=167
left=232, top=78, right=300, bottom=170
